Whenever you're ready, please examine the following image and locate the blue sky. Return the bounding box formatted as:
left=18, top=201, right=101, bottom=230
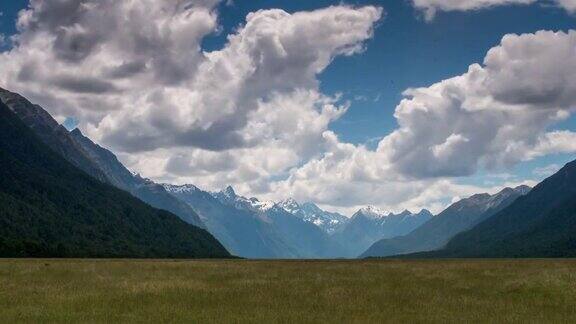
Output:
left=204, top=0, right=576, bottom=146
left=4, top=0, right=573, bottom=146
left=1, top=1, right=575, bottom=213
left=213, top=0, right=576, bottom=193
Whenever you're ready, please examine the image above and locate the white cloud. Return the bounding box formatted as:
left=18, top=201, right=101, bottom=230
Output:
left=0, top=1, right=383, bottom=206
left=412, top=0, right=575, bottom=20
left=0, top=0, right=381, bottom=148
left=1, top=1, right=574, bottom=215
left=413, top=0, right=535, bottom=20
left=533, top=163, right=562, bottom=177
left=264, top=30, right=576, bottom=213
left=557, top=0, right=576, bottom=12
left=529, top=131, right=576, bottom=158
left=1, top=2, right=381, bottom=154
left=380, top=30, right=576, bottom=178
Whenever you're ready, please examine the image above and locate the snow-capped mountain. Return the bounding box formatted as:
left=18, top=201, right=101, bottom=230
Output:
left=333, top=208, right=433, bottom=257
left=356, top=206, right=388, bottom=219
left=278, top=199, right=348, bottom=234
left=163, top=183, right=201, bottom=194
left=361, top=185, right=531, bottom=258
left=278, top=198, right=301, bottom=214
left=212, top=186, right=276, bottom=212
left=201, top=186, right=345, bottom=258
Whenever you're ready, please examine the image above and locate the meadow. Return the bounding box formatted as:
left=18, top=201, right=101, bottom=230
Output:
left=1, top=259, right=575, bottom=323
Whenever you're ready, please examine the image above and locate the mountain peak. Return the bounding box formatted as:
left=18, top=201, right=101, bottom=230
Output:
left=301, top=202, right=322, bottom=213
left=358, top=206, right=387, bottom=218
left=212, top=187, right=276, bottom=212
left=398, top=209, right=412, bottom=217
left=468, top=193, right=491, bottom=202
left=283, top=197, right=298, bottom=205
left=483, top=185, right=533, bottom=211
left=417, top=209, right=433, bottom=217
left=69, top=127, right=83, bottom=136
left=279, top=198, right=300, bottom=214
left=514, top=185, right=532, bottom=194
left=223, top=185, right=237, bottom=198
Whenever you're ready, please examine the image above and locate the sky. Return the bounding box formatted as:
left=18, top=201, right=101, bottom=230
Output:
left=0, top=0, right=575, bottom=215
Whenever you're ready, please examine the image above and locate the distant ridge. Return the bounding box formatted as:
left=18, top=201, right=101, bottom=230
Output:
left=361, top=186, right=530, bottom=258
left=277, top=199, right=349, bottom=235
left=334, top=207, right=433, bottom=257
left=420, top=160, right=576, bottom=258
left=165, top=185, right=346, bottom=258
left=164, top=184, right=296, bottom=258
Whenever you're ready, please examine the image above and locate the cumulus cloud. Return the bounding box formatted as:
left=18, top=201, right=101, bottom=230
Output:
left=413, top=0, right=535, bottom=20
left=265, top=30, right=576, bottom=213
left=557, top=0, right=576, bottom=12
left=0, top=1, right=381, bottom=153
left=379, top=30, right=576, bottom=178
left=533, top=163, right=562, bottom=177
left=529, top=131, right=576, bottom=158
left=0, top=1, right=384, bottom=207
left=1, top=1, right=575, bottom=214
left=412, top=0, right=575, bottom=20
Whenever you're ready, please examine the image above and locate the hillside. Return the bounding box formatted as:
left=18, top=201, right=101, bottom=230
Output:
left=0, top=87, right=204, bottom=228
left=427, top=160, right=576, bottom=258
left=164, top=184, right=297, bottom=258
left=70, top=128, right=204, bottom=227
left=361, top=186, right=530, bottom=258
left=0, top=100, right=230, bottom=258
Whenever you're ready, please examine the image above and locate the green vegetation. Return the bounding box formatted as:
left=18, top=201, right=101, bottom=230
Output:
left=0, top=95, right=229, bottom=258
left=1, top=259, right=576, bottom=323
left=430, top=161, right=576, bottom=258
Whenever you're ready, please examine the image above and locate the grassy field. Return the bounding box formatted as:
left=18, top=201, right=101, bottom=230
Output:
left=1, top=259, right=576, bottom=323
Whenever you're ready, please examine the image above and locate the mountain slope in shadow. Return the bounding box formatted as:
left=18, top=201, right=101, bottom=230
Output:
left=0, top=98, right=229, bottom=258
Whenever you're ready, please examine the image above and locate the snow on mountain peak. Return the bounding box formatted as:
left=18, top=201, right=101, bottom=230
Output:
left=163, top=183, right=200, bottom=194
left=212, top=187, right=277, bottom=212
left=222, top=185, right=237, bottom=198
left=276, top=199, right=348, bottom=234
left=248, top=198, right=276, bottom=212
left=279, top=198, right=300, bottom=214
left=358, top=206, right=388, bottom=218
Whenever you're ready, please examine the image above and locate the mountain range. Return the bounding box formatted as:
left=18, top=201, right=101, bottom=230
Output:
left=0, top=87, right=437, bottom=259
left=334, top=207, right=433, bottom=257
left=164, top=184, right=300, bottom=258
left=2, top=86, right=576, bottom=260
left=361, top=185, right=531, bottom=258
left=278, top=199, right=349, bottom=234
left=165, top=185, right=346, bottom=258
left=164, top=183, right=436, bottom=258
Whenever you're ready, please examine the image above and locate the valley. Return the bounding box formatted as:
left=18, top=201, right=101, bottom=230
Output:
left=1, top=1, right=576, bottom=323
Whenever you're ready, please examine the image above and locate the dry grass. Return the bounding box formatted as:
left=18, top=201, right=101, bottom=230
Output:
left=1, top=259, right=576, bottom=323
